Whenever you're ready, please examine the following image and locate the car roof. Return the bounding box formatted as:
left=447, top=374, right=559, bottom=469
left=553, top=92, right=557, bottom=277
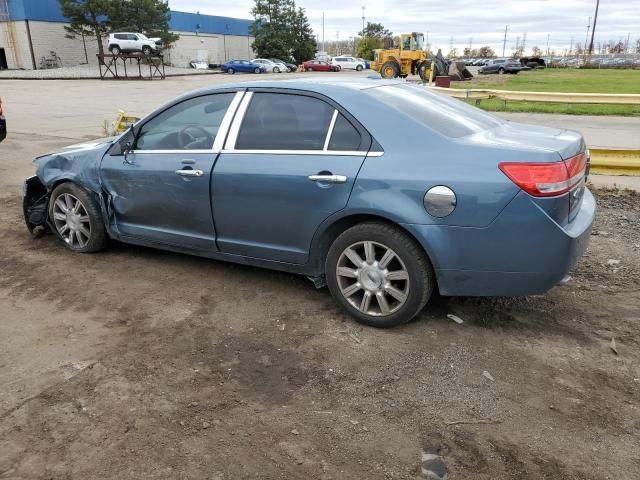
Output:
left=187, top=78, right=398, bottom=97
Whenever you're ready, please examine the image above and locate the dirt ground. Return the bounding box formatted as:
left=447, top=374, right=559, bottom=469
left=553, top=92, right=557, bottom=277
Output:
left=1, top=76, right=639, bottom=479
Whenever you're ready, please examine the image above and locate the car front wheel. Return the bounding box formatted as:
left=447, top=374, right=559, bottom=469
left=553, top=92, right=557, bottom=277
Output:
left=326, top=222, right=435, bottom=328
left=110, top=46, right=121, bottom=55
left=49, top=183, right=108, bottom=253
left=273, top=67, right=280, bottom=73
left=356, top=64, right=363, bottom=71
left=228, top=68, right=235, bottom=74
left=142, top=46, right=152, bottom=55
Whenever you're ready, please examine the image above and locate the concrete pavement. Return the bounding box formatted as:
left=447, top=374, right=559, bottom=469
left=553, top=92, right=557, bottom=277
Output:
left=495, top=112, right=640, bottom=149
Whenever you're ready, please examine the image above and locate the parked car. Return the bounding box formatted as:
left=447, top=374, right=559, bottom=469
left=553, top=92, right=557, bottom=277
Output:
left=479, top=58, right=522, bottom=74
left=23, top=79, right=594, bottom=328
left=252, top=58, right=288, bottom=73
left=221, top=60, right=266, bottom=74
left=270, top=58, right=297, bottom=72
left=303, top=60, right=340, bottom=72
left=108, top=33, right=162, bottom=55
left=331, top=56, right=366, bottom=71
left=0, top=97, right=5, bottom=143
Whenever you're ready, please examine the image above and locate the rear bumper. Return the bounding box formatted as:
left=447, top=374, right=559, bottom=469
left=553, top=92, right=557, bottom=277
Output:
left=403, top=188, right=596, bottom=296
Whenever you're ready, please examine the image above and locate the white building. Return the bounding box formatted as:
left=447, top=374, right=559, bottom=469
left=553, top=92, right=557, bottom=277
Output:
left=0, top=0, right=255, bottom=70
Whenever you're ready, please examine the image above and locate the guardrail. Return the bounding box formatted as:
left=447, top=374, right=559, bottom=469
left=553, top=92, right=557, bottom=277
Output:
left=427, top=86, right=640, bottom=105
left=590, top=148, right=640, bottom=176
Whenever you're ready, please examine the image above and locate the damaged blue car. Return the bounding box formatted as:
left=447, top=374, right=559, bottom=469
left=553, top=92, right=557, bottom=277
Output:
left=23, top=79, right=595, bottom=327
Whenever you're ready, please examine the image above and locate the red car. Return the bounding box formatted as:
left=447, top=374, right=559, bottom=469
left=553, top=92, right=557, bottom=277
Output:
left=303, top=60, right=340, bottom=72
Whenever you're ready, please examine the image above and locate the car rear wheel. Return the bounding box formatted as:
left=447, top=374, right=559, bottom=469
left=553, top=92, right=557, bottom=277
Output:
left=356, top=64, right=363, bottom=71
left=326, top=222, right=435, bottom=328
left=254, top=67, right=261, bottom=74
left=380, top=61, right=399, bottom=79
left=274, top=67, right=280, bottom=73
left=110, top=46, right=121, bottom=55
left=498, top=68, right=505, bottom=74
left=49, top=183, right=108, bottom=253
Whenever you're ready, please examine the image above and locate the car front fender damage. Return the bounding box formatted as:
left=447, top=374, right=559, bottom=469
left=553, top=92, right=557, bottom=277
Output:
left=23, top=176, right=49, bottom=237
left=24, top=140, right=114, bottom=238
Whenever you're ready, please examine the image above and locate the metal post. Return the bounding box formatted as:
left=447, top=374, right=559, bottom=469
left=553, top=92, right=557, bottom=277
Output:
left=587, top=0, right=600, bottom=59
left=502, top=25, right=508, bottom=57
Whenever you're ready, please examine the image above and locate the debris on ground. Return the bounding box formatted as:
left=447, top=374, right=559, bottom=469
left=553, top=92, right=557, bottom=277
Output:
left=610, top=337, right=618, bottom=355
left=446, top=314, right=464, bottom=324
left=482, top=371, right=495, bottom=382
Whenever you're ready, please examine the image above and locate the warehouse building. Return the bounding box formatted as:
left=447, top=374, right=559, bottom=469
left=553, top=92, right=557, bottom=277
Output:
left=0, top=0, right=255, bottom=70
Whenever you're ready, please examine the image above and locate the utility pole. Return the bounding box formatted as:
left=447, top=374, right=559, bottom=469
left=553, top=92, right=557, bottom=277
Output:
left=546, top=34, right=550, bottom=56
left=569, top=36, right=573, bottom=55
left=502, top=25, right=509, bottom=57
left=625, top=32, right=631, bottom=53
left=584, top=16, right=591, bottom=53
left=587, top=0, right=600, bottom=60
left=336, top=30, right=339, bottom=55
left=468, top=37, right=472, bottom=53
left=321, top=11, right=325, bottom=52
left=449, top=36, right=454, bottom=55
left=521, top=32, right=527, bottom=55
left=361, top=6, right=366, bottom=37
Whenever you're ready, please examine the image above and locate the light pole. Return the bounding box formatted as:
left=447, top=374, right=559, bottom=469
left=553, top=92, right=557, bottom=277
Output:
left=361, top=6, right=365, bottom=36
left=587, top=0, right=600, bottom=60
left=501, top=25, right=509, bottom=57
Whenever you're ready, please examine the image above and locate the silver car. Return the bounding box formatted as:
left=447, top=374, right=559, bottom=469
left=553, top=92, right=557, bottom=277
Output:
left=252, top=58, right=288, bottom=73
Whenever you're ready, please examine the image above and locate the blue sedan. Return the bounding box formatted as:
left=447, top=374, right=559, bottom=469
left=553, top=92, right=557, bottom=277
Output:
left=23, top=79, right=595, bottom=327
left=221, top=59, right=266, bottom=74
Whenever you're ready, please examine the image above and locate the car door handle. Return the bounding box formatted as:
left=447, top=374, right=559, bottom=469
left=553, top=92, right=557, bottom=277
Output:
left=175, top=169, right=204, bottom=177
left=308, top=174, right=347, bottom=184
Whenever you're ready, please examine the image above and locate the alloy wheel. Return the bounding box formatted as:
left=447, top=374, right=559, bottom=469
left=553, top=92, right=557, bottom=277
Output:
left=52, top=193, right=91, bottom=249
left=336, top=240, right=410, bottom=316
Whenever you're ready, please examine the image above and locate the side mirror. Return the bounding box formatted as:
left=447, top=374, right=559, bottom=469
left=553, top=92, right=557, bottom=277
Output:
left=123, top=141, right=133, bottom=164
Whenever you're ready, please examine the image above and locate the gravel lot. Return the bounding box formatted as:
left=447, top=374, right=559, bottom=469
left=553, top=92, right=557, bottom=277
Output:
left=1, top=73, right=639, bottom=479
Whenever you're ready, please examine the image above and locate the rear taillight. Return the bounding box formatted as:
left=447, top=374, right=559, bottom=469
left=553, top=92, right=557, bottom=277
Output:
left=499, top=152, right=587, bottom=197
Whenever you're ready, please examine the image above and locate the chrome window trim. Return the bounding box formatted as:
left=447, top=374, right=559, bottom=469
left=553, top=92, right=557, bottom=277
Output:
left=212, top=91, right=245, bottom=150
left=224, top=91, right=253, bottom=149
left=323, top=109, right=339, bottom=151
left=132, top=149, right=219, bottom=154
left=220, top=149, right=383, bottom=157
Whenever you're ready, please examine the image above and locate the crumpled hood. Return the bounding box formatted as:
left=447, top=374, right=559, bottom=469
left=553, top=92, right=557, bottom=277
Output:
left=35, top=138, right=115, bottom=193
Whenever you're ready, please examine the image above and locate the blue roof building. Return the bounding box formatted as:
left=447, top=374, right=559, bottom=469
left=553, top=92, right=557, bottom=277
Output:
left=0, top=0, right=255, bottom=69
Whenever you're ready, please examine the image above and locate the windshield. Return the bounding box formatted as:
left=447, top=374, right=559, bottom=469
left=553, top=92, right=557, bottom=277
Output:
left=138, top=33, right=148, bottom=40
left=367, top=84, right=503, bottom=138
left=414, top=33, right=425, bottom=50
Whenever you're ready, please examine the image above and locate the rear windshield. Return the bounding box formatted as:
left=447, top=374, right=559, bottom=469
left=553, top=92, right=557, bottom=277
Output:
left=366, top=84, right=503, bottom=138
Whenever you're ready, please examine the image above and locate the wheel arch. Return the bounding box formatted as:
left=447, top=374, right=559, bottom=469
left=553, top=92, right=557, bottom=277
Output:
left=307, top=212, right=438, bottom=287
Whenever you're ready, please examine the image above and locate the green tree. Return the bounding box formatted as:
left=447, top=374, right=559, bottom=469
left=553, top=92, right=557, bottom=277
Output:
left=250, top=0, right=315, bottom=62
left=358, top=22, right=392, bottom=42
left=58, top=0, right=110, bottom=56
left=478, top=46, right=495, bottom=58
left=290, top=7, right=316, bottom=63
left=108, top=0, right=178, bottom=47
left=356, top=37, right=383, bottom=61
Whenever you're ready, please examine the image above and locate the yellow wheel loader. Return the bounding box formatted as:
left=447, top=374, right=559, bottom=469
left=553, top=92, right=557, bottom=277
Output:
left=371, top=32, right=432, bottom=81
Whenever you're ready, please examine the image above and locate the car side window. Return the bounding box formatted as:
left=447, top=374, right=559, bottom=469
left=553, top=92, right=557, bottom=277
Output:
left=136, top=93, right=235, bottom=151
left=236, top=93, right=334, bottom=150
left=329, top=114, right=362, bottom=151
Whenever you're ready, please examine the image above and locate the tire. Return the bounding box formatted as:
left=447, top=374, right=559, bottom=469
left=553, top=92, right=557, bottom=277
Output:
left=380, top=61, right=399, bottom=79
left=254, top=67, right=261, bottom=74
left=356, top=64, right=363, bottom=71
left=228, top=68, right=235, bottom=74
left=326, top=222, right=435, bottom=328
left=48, top=183, right=108, bottom=253
left=498, top=68, right=505, bottom=75
left=142, top=46, right=152, bottom=55
left=274, top=67, right=280, bottom=73
left=110, top=46, right=121, bottom=55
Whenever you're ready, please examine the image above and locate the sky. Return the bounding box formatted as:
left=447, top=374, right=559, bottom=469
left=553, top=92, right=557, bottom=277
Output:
left=168, top=0, right=640, bottom=55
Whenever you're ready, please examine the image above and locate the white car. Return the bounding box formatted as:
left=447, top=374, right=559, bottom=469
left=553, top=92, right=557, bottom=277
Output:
left=108, top=33, right=162, bottom=55
left=331, top=56, right=366, bottom=71
left=252, top=58, right=288, bottom=73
